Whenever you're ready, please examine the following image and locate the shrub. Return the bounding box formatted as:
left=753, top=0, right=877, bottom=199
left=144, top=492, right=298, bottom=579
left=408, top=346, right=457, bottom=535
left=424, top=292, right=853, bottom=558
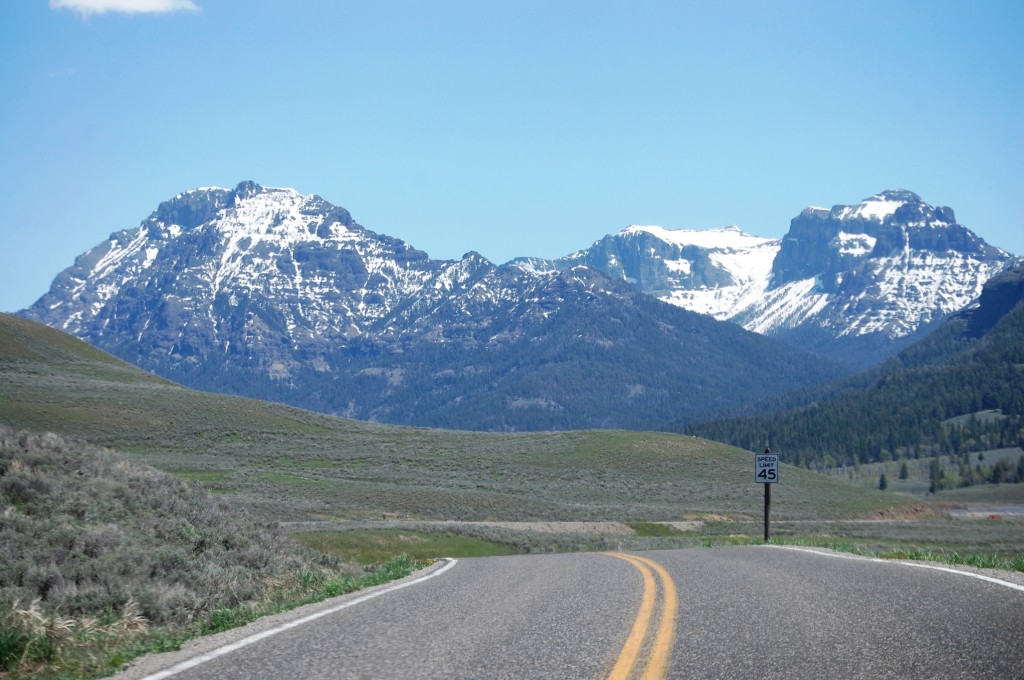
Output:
left=0, top=425, right=363, bottom=677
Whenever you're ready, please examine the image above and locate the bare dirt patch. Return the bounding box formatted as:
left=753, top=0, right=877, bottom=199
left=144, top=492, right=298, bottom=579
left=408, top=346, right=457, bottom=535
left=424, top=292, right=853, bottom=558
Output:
left=430, top=520, right=638, bottom=535
left=856, top=503, right=940, bottom=520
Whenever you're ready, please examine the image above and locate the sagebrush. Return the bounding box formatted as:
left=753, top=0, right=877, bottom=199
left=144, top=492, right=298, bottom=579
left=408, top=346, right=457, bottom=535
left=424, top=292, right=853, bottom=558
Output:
left=0, top=426, right=368, bottom=677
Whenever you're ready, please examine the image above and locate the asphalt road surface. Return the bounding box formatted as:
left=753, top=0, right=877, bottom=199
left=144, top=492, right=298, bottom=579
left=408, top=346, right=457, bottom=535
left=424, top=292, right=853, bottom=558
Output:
left=119, top=546, right=1024, bottom=680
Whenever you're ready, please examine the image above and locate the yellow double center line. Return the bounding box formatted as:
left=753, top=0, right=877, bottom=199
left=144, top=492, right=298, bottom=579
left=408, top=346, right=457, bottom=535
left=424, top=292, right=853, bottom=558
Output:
left=605, top=553, right=678, bottom=680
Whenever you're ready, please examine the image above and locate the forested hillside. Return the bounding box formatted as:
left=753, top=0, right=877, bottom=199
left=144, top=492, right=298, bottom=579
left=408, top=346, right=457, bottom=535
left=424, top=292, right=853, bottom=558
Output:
left=684, top=265, right=1024, bottom=474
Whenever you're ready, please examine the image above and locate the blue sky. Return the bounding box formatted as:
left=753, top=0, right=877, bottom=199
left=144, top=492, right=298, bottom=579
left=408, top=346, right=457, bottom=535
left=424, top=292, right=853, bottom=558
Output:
left=1, top=0, right=1021, bottom=313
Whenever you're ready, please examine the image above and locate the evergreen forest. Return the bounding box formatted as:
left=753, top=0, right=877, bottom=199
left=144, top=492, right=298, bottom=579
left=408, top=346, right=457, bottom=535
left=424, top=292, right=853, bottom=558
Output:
left=684, top=281, right=1024, bottom=492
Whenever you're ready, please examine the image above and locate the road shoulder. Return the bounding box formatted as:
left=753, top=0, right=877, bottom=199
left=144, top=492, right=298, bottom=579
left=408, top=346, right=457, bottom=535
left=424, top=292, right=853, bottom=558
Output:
left=114, top=559, right=454, bottom=680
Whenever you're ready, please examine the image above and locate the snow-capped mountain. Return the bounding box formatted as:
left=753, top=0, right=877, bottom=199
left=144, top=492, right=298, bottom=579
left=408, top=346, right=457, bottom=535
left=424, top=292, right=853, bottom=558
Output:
left=34, top=181, right=447, bottom=373
left=21, top=181, right=844, bottom=431
left=557, top=225, right=779, bottom=320
left=560, top=190, right=1014, bottom=366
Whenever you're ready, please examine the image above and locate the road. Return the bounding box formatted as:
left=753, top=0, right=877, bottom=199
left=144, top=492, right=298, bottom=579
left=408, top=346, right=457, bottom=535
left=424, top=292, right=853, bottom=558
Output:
left=119, top=546, right=1024, bottom=680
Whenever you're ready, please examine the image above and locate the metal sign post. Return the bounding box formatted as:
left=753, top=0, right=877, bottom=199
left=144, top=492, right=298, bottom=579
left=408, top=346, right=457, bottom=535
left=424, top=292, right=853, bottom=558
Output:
left=755, top=448, right=779, bottom=542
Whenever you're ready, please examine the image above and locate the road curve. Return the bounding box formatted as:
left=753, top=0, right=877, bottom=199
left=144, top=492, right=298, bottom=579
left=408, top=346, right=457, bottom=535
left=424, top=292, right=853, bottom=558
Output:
left=118, top=546, right=1024, bottom=680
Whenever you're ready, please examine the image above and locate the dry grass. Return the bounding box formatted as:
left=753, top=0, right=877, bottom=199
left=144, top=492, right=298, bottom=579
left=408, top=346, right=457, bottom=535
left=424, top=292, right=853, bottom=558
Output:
left=2, top=313, right=1021, bottom=678
left=0, top=426, right=370, bottom=678
left=0, top=313, right=913, bottom=526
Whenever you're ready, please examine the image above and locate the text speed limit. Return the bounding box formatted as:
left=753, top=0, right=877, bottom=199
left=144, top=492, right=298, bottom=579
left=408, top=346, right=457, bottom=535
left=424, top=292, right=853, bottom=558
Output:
left=755, top=454, right=779, bottom=484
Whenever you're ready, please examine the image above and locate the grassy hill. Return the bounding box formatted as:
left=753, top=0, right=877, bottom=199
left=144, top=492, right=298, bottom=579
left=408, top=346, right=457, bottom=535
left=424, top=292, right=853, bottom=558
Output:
left=3, top=313, right=1022, bottom=678
left=0, top=424, right=422, bottom=679
left=685, top=266, right=1024, bottom=469
left=0, top=313, right=905, bottom=524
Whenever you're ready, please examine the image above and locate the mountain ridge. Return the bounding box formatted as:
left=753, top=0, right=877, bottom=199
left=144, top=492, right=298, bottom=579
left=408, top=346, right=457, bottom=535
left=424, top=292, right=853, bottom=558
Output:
left=19, top=181, right=1015, bottom=430
left=684, top=263, right=1024, bottom=466
left=557, top=189, right=1013, bottom=367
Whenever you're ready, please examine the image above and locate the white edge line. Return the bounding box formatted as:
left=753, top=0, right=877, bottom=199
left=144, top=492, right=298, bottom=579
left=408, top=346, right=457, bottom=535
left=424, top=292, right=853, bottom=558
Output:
left=138, top=558, right=459, bottom=680
left=765, top=545, right=1024, bottom=593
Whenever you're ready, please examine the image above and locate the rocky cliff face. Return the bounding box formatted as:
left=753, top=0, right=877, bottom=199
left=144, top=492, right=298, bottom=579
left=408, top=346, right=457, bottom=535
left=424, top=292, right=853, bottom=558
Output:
left=562, top=190, right=1014, bottom=366
left=558, top=225, right=779, bottom=319
left=21, top=181, right=844, bottom=430
left=959, top=264, right=1024, bottom=339
left=766, top=191, right=1011, bottom=351
left=27, top=183, right=441, bottom=379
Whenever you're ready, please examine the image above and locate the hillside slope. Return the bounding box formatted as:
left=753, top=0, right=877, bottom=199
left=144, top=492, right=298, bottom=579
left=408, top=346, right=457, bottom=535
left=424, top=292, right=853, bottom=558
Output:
left=0, top=314, right=904, bottom=522
left=0, top=423, right=375, bottom=677
left=685, top=265, right=1024, bottom=467
left=19, top=182, right=844, bottom=431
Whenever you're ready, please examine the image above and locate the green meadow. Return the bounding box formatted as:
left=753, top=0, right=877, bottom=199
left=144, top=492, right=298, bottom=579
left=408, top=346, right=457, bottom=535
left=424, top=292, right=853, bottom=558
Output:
left=2, top=312, right=1022, bottom=679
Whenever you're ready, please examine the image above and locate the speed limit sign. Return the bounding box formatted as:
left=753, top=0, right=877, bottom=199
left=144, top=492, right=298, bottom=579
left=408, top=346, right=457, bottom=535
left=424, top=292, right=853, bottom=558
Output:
left=755, top=454, right=779, bottom=484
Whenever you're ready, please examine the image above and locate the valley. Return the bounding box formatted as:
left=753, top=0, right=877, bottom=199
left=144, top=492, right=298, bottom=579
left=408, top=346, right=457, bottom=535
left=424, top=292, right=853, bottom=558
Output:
left=0, top=314, right=907, bottom=525
left=3, top=304, right=1023, bottom=678
left=6, top=5, right=1022, bottom=677
left=2, top=187, right=1022, bottom=680
left=3, top=312, right=1021, bottom=557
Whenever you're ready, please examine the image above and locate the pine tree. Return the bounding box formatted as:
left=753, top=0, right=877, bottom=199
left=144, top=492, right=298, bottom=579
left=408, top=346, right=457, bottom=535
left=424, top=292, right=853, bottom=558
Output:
left=898, top=461, right=909, bottom=480
left=929, top=458, right=941, bottom=494
left=879, top=473, right=888, bottom=491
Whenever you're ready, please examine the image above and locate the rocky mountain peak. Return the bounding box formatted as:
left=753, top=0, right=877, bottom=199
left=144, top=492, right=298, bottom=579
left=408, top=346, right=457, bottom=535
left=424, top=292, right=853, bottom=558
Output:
left=151, top=186, right=233, bottom=232
left=828, top=189, right=921, bottom=223
left=18, top=181, right=1016, bottom=423
left=772, top=189, right=1002, bottom=288
left=874, top=188, right=922, bottom=203
left=148, top=182, right=308, bottom=235
left=557, top=190, right=1012, bottom=367
left=232, top=179, right=262, bottom=199
left=21, top=182, right=857, bottom=431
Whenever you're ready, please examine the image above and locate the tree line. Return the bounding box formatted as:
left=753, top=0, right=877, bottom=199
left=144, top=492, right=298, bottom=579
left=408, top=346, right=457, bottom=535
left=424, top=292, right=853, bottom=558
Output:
left=683, top=300, right=1024, bottom=479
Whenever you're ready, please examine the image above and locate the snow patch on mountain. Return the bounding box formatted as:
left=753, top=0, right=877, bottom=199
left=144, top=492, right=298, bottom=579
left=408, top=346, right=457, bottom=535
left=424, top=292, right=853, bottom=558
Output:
left=658, top=235, right=779, bottom=319
left=558, top=224, right=781, bottom=321
left=740, top=278, right=830, bottom=334
left=563, top=190, right=1013, bottom=363
left=834, top=232, right=876, bottom=257
left=830, top=251, right=999, bottom=338
left=623, top=224, right=772, bottom=250
left=837, top=192, right=908, bottom=221
left=21, top=182, right=1015, bottom=378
